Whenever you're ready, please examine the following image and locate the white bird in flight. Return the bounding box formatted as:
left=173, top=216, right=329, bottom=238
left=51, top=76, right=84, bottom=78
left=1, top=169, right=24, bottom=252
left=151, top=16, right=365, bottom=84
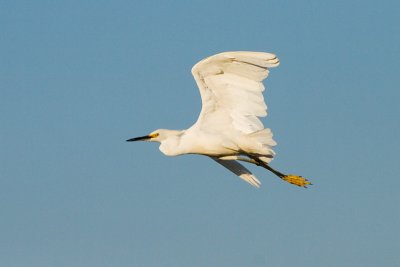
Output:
left=127, top=51, right=311, bottom=188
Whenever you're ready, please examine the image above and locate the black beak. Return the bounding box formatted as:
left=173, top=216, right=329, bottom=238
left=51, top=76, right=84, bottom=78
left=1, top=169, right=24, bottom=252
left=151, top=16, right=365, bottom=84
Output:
left=126, top=135, right=151, bottom=142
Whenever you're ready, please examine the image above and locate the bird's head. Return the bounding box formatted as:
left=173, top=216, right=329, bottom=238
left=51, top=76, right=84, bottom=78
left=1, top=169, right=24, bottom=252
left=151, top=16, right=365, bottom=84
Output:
left=126, top=129, right=181, bottom=143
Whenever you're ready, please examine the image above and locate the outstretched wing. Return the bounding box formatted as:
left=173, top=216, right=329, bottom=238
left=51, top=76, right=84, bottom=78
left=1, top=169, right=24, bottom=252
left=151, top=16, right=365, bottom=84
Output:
left=212, top=158, right=261, bottom=188
left=191, top=51, right=279, bottom=134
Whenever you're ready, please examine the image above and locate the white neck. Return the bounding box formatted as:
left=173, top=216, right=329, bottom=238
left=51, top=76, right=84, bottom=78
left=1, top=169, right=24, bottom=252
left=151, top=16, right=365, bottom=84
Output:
left=157, top=130, right=186, bottom=156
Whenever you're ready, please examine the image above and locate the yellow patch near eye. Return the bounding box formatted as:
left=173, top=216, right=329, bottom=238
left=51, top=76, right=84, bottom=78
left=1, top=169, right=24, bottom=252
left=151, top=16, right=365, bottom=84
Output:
left=149, top=133, right=159, bottom=138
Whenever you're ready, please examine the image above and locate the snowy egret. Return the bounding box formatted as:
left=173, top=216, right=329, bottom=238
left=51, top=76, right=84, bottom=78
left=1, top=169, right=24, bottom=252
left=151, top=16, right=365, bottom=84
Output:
left=127, top=51, right=311, bottom=188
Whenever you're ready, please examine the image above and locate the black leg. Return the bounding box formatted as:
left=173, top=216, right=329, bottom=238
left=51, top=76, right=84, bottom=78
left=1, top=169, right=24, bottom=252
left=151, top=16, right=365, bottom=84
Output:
left=250, top=156, right=312, bottom=188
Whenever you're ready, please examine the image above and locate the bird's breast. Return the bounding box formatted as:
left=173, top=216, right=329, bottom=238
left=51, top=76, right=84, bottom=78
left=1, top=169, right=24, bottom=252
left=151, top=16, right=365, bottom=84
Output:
left=177, top=133, right=239, bottom=156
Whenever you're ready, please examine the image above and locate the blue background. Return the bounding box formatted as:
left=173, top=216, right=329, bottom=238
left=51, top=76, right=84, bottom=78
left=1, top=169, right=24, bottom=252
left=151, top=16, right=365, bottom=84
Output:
left=1, top=1, right=399, bottom=266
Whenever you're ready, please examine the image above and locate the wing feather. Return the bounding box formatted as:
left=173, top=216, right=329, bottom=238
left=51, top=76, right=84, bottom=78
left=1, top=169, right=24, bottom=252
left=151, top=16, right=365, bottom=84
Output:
left=212, top=158, right=261, bottom=188
left=191, top=51, right=279, bottom=134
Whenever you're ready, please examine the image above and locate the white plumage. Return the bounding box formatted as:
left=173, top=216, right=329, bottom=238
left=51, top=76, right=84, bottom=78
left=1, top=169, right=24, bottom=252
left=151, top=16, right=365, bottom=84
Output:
left=127, top=51, right=311, bottom=188
left=192, top=51, right=278, bottom=135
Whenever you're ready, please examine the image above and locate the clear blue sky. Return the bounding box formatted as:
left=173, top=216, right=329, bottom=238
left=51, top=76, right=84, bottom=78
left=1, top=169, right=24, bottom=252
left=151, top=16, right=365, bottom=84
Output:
left=1, top=1, right=400, bottom=266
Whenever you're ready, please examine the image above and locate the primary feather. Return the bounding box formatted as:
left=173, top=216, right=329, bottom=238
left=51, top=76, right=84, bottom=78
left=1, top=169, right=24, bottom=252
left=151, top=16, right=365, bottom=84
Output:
left=212, top=158, right=261, bottom=188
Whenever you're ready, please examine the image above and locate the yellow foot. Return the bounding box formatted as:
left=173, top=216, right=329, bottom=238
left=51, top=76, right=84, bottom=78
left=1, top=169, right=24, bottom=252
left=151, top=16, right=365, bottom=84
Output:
left=282, top=175, right=312, bottom=188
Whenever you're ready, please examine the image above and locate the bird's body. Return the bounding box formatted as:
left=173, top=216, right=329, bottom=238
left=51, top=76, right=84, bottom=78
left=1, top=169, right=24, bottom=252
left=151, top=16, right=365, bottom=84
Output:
left=128, top=51, right=311, bottom=188
left=159, top=129, right=233, bottom=157
left=157, top=128, right=268, bottom=157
